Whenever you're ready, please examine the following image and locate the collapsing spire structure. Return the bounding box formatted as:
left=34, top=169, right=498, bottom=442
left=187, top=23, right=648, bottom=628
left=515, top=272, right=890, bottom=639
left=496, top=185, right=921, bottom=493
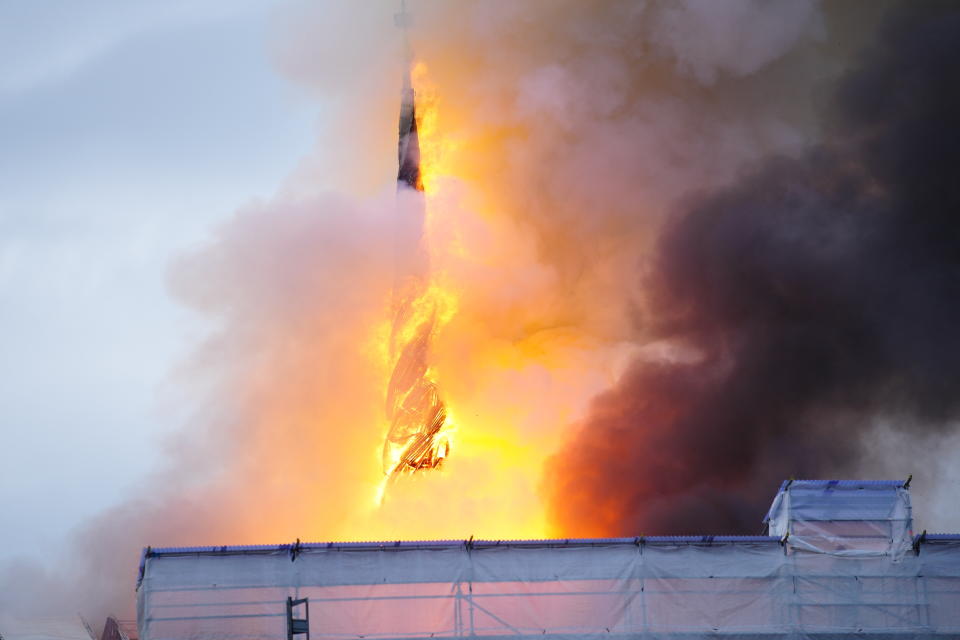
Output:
left=396, top=43, right=421, bottom=192
left=381, top=3, right=450, bottom=477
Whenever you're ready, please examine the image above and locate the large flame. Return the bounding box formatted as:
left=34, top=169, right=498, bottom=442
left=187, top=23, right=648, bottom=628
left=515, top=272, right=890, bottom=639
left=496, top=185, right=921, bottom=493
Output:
left=379, top=61, right=456, bottom=488
left=360, top=59, right=631, bottom=538
left=154, top=43, right=639, bottom=550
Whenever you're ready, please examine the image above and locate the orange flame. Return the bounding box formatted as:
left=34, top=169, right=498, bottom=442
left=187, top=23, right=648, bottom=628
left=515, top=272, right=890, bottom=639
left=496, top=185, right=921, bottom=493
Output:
left=378, top=60, right=458, bottom=485
left=360, top=62, right=611, bottom=540
left=162, top=57, right=635, bottom=549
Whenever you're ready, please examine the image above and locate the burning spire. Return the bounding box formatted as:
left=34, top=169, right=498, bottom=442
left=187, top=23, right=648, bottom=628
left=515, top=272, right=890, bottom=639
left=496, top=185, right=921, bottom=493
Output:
left=396, top=3, right=421, bottom=193
left=381, top=1, right=451, bottom=478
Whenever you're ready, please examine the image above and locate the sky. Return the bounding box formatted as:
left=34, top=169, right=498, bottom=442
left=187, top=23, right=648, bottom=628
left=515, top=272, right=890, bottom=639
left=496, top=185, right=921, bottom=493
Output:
left=0, top=0, right=317, bottom=566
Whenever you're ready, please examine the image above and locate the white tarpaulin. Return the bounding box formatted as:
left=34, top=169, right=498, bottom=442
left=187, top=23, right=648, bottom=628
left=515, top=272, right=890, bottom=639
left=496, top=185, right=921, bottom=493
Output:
left=137, top=481, right=960, bottom=639
left=765, top=480, right=914, bottom=557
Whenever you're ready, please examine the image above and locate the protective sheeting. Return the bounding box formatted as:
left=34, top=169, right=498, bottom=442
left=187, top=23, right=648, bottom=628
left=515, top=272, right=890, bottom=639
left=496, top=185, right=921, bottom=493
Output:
left=137, top=482, right=960, bottom=639
left=765, top=480, right=914, bottom=557
left=138, top=537, right=960, bottom=640
left=0, top=615, right=97, bottom=640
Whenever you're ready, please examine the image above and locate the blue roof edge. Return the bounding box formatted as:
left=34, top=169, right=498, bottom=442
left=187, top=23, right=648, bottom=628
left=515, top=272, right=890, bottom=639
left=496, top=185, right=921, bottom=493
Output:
left=135, top=536, right=781, bottom=588
left=143, top=535, right=780, bottom=557
left=917, top=534, right=960, bottom=542
left=137, top=532, right=960, bottom=586
left=777, top=479, right=910, bottom=490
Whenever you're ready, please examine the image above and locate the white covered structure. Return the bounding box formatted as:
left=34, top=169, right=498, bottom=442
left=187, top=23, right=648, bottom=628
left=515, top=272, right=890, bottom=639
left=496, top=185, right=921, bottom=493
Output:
left=137, top=480, right=960, bottom=639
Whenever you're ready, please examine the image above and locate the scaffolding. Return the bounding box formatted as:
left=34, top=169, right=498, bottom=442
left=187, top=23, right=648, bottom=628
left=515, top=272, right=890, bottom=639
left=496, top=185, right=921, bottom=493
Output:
left=137, top=481, right=960, bottom=639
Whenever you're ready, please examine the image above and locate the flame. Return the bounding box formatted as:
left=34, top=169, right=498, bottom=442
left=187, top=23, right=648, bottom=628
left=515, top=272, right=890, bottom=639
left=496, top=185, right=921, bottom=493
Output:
left=358, top=61, right=616, bottom=539
left=159, top=56, right=637, bottom=550
left=411, top=61, right=454, bottom=195
left=378, top=61, right=458, bottom=483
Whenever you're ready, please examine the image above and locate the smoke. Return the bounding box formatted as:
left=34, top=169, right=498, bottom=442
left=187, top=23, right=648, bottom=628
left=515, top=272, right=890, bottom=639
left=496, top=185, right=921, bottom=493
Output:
left=1, top=190, right=401, bottom=624
left=3, top=0, right=941, bottom=625
left=545, top=3, right=960, bottom=536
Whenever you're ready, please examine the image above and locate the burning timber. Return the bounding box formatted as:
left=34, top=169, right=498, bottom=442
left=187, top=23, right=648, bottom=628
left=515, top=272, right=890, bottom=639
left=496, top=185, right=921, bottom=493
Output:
left=381, top=10, right=450, bottom=478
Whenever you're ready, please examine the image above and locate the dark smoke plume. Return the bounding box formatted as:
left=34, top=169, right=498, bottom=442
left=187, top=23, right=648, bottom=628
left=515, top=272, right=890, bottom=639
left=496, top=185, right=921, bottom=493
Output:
left=545, top=3, right=960, bottom=536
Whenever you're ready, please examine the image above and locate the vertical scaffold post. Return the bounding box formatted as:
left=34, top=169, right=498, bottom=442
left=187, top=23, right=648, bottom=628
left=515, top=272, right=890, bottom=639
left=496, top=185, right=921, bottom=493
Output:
left=286, top=597, right=310, bottom=640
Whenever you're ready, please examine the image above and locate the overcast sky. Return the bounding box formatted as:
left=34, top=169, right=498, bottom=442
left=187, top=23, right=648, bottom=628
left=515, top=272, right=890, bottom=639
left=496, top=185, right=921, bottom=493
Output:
left=0, top=0, right=317, bottom=565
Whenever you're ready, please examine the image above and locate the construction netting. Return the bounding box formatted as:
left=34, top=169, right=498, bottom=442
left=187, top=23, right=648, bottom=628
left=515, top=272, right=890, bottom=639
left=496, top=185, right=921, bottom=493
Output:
left=137, top=482, right=960, bottom=640
left=765, top=480, right=914, bottom=557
